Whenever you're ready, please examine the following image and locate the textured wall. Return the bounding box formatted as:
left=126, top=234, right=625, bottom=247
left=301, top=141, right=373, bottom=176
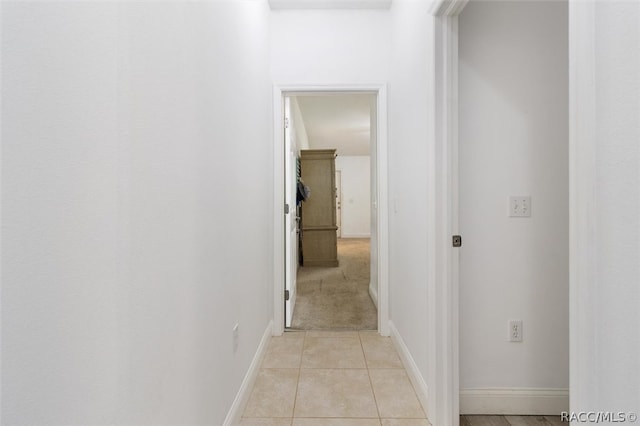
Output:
left=1, top=2, right=272, bottom=424
left=570, top=0, right=640, bottom=414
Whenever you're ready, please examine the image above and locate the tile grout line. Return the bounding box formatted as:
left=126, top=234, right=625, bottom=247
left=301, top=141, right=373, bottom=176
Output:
left=360, top=330, right=383, bottom=422
left=290, top=330, right=306, bottom=423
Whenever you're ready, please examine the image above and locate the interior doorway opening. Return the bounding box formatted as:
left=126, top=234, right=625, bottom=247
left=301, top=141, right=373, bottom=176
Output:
left=456, top=0, right=570, bottom=422
left=273, top=85, right=389, bottom=335
left=284, top=93, right=377, bottom=330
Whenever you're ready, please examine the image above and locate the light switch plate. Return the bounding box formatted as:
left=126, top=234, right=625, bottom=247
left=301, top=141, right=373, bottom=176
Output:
left=509, top=196, right=531, bottom=217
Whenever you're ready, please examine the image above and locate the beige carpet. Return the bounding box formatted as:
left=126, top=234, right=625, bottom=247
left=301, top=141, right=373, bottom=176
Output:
left=291, top=238, right=377, bottom=330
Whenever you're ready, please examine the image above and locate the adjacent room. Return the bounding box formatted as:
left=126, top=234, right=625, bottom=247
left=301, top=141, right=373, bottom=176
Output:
left=284, top=93, right=378, bottom=330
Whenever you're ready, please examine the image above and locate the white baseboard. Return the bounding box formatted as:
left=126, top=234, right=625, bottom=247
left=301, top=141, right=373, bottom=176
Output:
left=388, top=321, right=429, bottom=418
left=369, top=283, right=378, bottom=308
left=340, top=233, right=371, bottom=238
left=223, top=320, right=273, bottom=426
left=460, top=388, right=569, bottom=415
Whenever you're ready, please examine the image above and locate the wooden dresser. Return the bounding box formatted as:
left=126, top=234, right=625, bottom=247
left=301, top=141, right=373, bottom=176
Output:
left=300, top=149, right=338, bottom=267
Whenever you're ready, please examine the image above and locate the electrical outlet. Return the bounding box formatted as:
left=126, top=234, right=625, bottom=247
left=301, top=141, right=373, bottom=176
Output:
left=508, top=320, right=523, bottom=342
left=509, top=196, right=531, bottom=217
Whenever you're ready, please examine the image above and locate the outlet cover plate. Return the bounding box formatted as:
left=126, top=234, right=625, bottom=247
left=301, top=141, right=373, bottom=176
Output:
left=508, top=320, right=523, bottom=342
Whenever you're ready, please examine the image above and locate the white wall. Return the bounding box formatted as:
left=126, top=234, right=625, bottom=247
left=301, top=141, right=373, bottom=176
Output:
left=270, top=9, right=391, bottom=84
left=1, top=2, right=272, bottom=424
left=388, top=0, right=434, bottom=395
left=570, top=0, right=640, bottom=415
left=458, top=0, right=569, bottom=411
left=2, top=5, right=121, bottom=422
left=336, top=156, right=371, bottom=238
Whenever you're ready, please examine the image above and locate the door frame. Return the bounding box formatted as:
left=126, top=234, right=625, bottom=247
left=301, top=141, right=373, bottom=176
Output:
left=430, top=1, right=580, bottom=424
left=272, top=83, right=389, bottom=336
left=429, top=1, right=468, bottom=425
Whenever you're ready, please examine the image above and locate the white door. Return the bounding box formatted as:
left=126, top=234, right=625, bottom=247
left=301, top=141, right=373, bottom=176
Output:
left=284, top=97, right=297, bottom=328
left=335, top=170, right=342, bottom=238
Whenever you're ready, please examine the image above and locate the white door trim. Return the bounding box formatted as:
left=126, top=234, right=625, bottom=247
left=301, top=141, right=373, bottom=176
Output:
left=568, top=0, right=596, bottom=412
left=430, top=1, right=468, bottom=425
left=272, top=83, right=390, bottom=336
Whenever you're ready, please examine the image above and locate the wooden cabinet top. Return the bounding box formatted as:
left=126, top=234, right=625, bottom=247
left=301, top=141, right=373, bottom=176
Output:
left=300, top=149, right=337, bottom=160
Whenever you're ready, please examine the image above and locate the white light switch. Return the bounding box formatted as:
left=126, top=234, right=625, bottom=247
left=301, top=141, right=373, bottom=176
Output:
left=509, top=196, right=531, bottom=217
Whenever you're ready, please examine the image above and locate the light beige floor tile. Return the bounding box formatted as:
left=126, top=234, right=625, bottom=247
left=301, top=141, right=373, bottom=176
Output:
left=262, top=336, right=305, bottom=368
left=369, top=369, right=426, bottom=419
left=293, top=419, right=381, bottom=426
left=360, top=335, right=403, bottom=369
left=301, top=337, right=366, bottom=368
left=243, top=369, right=299, bottom=418
left=294, top=369, right=378, bottom=418
left=306, top=330, right=359, bottom=338
left=381, top=420, right=431, bottom=426
left=239, top=419, right=292, bottom=426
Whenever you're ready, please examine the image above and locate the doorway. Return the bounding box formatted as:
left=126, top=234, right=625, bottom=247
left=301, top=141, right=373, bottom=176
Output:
left=429, top=1, right=570, bottom=423
left=272, top=85, right=390, bottom=337
left=457, top=0, right=570, bottom=420
left=285, top=93, right=375, bottom=330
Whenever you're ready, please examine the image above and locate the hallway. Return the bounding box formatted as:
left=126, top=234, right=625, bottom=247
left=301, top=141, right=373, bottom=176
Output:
left=240, top=331, right=429, bottom=425
left=2, top=0, right=638, bottom=424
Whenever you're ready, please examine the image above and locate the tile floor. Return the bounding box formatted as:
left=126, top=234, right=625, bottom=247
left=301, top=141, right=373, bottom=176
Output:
left=240, top=330, right=431, bottom=426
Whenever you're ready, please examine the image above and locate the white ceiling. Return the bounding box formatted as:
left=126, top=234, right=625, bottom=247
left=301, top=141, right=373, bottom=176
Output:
left=295, top=94, right=374, bottom=156
left=269, top=0, right=392, bottom=10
